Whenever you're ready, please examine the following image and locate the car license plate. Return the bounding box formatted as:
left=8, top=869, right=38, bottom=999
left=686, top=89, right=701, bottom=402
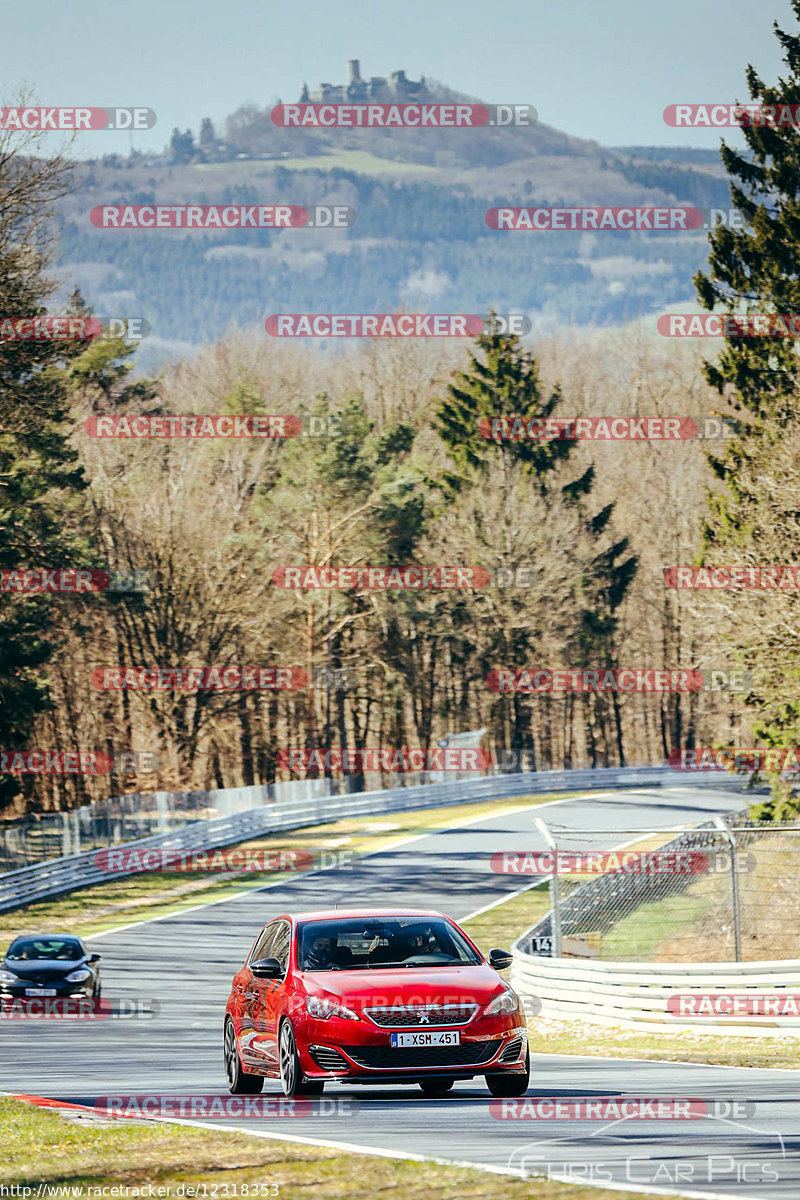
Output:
left=25, top=988, right=56, bottom=997
left=391, top=1031, right=460, bottom=1047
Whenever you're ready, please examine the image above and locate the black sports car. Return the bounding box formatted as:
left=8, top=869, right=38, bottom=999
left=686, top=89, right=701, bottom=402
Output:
left=0, top=934, right=102, bottom=999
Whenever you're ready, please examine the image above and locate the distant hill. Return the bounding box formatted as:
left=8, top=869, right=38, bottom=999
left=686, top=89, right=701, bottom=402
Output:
left=52, top=69, right=732, bottom=371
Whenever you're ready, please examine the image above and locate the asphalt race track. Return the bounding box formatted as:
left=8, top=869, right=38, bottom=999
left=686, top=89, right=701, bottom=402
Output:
left=2, top=785, right=799, bottom=1199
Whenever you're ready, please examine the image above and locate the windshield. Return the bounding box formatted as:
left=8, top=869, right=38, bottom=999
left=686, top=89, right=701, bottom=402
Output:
left=297, top=917, right=481, bottom=971
left=6, top=938, right=84, bottom=962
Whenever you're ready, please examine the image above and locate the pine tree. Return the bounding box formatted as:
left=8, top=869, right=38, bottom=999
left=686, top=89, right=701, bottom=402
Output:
left=436, top=329, right=572, bottom=493
left=435, top=331, right=637, bottom=767
left=693, top=3, right=800, bottom=810
left=0, top=129, right=88, bottom=810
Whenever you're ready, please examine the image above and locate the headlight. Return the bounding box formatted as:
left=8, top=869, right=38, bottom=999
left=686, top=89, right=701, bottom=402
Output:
left=306, top=995, right=359, bottom=1021
left=482, top=988, right=520, bottom=1017
left=64, top=968, right=92, bottom=983
left=0, top=969, right=19, bottom=985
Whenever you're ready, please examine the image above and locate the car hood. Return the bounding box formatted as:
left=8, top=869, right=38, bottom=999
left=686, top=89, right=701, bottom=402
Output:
left=3, top=958, right=87, bottom=981
left=302, top=963, right=505, bottom=1008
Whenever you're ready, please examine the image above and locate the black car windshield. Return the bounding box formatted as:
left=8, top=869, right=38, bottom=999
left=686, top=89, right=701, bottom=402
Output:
left=6, top=938, right=83, bottom=962
left=297, top=917, right=481, bottom=971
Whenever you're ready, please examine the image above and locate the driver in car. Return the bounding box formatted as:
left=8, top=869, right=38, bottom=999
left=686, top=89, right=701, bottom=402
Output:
left=305, top=933, right=337, bottom=969
left=401, top=926, right=434, bottom=958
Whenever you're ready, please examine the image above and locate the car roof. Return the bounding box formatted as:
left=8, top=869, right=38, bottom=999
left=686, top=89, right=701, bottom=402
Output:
left=282, top=908, right=447, bottom=922
left=9, top=933, right=83, bottom=942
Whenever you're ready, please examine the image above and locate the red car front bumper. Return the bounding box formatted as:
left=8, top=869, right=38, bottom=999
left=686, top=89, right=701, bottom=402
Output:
left=295, top=1012, right=528, bottom=1081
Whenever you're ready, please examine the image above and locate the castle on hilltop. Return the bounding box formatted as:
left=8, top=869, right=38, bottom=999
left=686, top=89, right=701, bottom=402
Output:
left=301, top=61, right=427, bottom=104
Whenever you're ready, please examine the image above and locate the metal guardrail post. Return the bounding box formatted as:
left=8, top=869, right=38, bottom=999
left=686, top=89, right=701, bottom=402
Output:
left=534, top=816, right=561, bottom=957
left=551, top=836, right=561, bottom=958
left=714, top=816, right=741, bottom=962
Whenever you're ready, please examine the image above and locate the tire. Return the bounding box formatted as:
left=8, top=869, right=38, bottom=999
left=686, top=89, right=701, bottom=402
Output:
left=419, top=1077, right=455, bottom=1095
left=279, top=1020, right=324, bottom=1096
left=485, top=1049, right=530, bottom=1098
left=224, top=1018, right=264, bottom=1094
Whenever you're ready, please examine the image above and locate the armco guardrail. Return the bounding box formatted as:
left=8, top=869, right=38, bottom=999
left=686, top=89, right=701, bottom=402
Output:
left=0, top=763, right=696, bottom=913
left=0, top=778, right=334, bottom=871
left=510, top=953, right=800, bottom=1036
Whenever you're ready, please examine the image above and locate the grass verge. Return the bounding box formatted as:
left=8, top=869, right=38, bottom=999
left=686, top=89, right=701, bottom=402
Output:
left=522, top=1017, right=800, bottom=1069
left=0, top=1096, right=695, bottom=1199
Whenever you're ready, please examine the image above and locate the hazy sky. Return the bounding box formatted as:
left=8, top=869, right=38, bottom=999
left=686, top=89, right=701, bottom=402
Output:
left=2, top=0, right=796, bottom=156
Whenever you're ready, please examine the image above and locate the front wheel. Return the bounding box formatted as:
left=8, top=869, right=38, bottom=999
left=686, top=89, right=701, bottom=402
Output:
left=225, top=1019, right=264, bottom=1094
left=485, top=1049, right=530, bottom=1098
left=279, top=1020, right=324, bottom=1096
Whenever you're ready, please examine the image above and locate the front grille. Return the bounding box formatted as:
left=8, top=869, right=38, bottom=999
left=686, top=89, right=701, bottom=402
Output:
left=364, top=1004, right=478, bottom=1029
left=310, top=1046, right=350, bottom=1072
left=342, top=1040, right=502, bottom=1070
left=499, top=1037, right=524, bottom=1063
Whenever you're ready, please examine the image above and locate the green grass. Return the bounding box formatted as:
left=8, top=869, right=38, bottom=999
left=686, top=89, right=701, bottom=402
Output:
left=598, top=892, right=707, bottom=960
left=0, top=1097, right=697, bottom=1199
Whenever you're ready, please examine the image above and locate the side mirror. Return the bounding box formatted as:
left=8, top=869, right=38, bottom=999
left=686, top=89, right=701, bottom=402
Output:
left=88, top=954, right=102, bottom=965
left=489, top=948, right=513, bottom=971
left=250, top=957, right=283, bottom=979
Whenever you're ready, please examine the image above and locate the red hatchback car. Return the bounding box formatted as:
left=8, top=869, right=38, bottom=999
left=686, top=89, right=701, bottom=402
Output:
left=224, top=907, right=530, bottom=1098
